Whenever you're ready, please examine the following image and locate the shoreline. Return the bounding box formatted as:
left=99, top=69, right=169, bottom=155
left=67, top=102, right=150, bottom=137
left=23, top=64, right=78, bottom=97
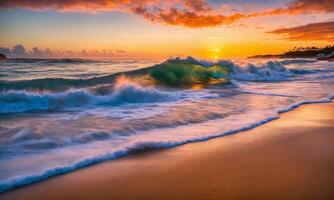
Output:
left=0, top=98, right=332, bottom=193
left=1, top=101, right=334, bottom=200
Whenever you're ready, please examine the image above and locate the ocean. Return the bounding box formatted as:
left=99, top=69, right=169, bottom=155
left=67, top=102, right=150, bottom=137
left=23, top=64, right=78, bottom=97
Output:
left=0, top=57, right=333, bottom=192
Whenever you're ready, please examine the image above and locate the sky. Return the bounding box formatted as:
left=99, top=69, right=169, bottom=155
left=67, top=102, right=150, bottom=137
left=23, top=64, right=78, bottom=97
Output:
left=0, top=0, right=333, bottom=59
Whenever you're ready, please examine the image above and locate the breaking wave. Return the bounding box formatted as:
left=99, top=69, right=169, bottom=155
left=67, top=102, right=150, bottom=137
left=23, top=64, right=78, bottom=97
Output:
left=1, top=56, right=334, bottom=193
left=0, top=57, right=324, bottom=114
left=0, top=76, right=174, bottom=114
left=0, top=57, right=314, bottom=92
left=223, top=60, right=293, bottom=81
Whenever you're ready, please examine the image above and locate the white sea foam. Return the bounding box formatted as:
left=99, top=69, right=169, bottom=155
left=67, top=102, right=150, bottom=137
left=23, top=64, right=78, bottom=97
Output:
left=1, top=93, right=334, bottom=192
left=228, top=61, right=294, bottom=81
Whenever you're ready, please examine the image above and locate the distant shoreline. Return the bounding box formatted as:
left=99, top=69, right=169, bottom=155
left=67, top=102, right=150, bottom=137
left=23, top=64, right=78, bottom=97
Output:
left=249, top=45, right=334, bottom=60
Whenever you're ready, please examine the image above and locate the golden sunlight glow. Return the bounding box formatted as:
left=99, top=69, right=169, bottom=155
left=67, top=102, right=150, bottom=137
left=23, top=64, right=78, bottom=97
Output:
left=0, top=0, right=332, bottom=59
left=209, top=48, right=222, bottom=60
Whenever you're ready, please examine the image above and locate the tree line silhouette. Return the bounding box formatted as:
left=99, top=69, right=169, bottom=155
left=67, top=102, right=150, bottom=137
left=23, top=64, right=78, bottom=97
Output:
left=283, top=45, right=334, bottom=58
left=250, top=45, right=334, bottom=58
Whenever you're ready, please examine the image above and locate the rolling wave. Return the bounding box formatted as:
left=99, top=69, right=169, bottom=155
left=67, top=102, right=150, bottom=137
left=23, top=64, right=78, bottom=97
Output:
left=0, top=57, right=312, bottom=92
left=0, top=57, right=324, bottom=114
left=0, top=76, right=174, bottom=114
left=1, top=56, right=333, bottom=193
left=0, top=63, right=155, bottom=92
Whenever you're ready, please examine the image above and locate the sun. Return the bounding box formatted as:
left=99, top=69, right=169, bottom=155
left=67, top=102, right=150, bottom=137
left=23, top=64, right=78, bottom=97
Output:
left=210, top=47, right=222, bottom=60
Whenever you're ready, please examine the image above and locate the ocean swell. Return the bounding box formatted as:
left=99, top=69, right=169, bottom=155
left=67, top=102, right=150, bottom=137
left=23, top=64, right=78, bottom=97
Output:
left=0, top=76, right=173, bottom=114
left=148, top=58, right=299, bottom=86
left=1, top=57, right=334, bottom=193
left=0, top=57, right=312, bottom=92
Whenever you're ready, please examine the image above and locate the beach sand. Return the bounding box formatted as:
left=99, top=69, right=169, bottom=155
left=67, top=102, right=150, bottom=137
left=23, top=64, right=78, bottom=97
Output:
left=1, top=102, right=334, bottom=200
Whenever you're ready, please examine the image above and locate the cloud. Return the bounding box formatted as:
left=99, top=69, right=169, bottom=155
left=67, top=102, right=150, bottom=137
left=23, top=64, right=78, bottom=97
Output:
left=248, top=0, right=334, bottom=17
left=131, top=6, right=246, bottom=28
left=0, top=0, right=155, bottom=12
left=269, top=21, right=334, bottom=42
left=12, top=44, right=26, bottom=56
left=1, top=0, right=334, bottom=28
left=0, top=44, right=128, bottom=58
left=285, top=0, right=334, bottom=13
left=183, top=0, right=211, bottom=12
left=0, top=0, right=247, bottom=27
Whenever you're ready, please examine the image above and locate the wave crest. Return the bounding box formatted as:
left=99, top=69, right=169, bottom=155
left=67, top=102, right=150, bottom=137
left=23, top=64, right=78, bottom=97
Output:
left=149, top=58, right=296, bottom=85
left=0, top=57, right=315, bottom=92
left=227, top=61, right=293, bottom=81
left=0, top=76, right=173, bottom=114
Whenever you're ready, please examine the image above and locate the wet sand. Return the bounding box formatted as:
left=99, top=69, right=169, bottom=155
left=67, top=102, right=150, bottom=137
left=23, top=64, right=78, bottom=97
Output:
left=1, top=102, right=334, bottom=200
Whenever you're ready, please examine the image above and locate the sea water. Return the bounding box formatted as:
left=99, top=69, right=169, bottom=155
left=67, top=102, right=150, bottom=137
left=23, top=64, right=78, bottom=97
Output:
left=0, top=57, right=333, bottom=192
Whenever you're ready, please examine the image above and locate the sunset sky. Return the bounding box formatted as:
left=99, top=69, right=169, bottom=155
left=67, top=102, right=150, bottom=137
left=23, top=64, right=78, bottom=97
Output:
left=0, top=0, right=333, bottom=59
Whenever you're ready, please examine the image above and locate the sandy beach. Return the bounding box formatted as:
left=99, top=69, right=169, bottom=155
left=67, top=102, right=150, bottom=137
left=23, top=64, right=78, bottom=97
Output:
left=1, top=102, right=334, bottom=200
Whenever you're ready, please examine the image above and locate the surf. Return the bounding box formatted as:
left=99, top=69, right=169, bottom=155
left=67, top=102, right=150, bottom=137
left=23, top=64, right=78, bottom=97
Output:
left=0, top=57, right=310, bottom=92
left=0, top=76, right=175, bottom=114
left=1, top=57, right=333, bottom=193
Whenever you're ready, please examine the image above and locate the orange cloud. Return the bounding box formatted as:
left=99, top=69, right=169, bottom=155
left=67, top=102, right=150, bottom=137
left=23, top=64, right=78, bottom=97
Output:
left=251, top=0, right=334, bottom=16
left=1, top=0, right=334, bottom=28
left=133, top=0, right=334, bottom=28
left=269, top=21, right=334, bottom=42
left=0, top=0, right=248, bottom=28
left=285, top=0, right=334, bottom=13
left=131, top=6, right=246, bottom=28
